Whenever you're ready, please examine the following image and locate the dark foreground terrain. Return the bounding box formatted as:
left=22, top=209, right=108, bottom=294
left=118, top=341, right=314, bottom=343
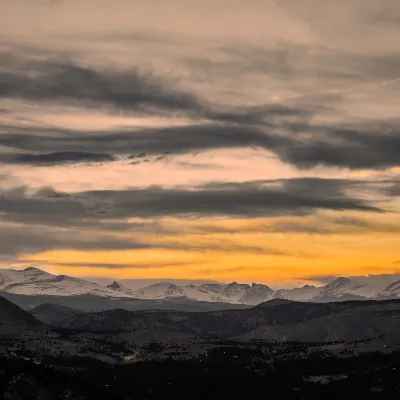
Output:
left=1, top=341, right=400, bottom=399
left=2, top=295, right=400, bottom=398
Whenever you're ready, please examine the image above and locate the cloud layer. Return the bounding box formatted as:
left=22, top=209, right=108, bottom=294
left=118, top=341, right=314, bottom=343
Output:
left=1, top=0, right=399, bottom=283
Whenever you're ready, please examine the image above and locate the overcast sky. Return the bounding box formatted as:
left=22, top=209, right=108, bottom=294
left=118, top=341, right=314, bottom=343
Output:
left=1, top=0, right=399, bottom=287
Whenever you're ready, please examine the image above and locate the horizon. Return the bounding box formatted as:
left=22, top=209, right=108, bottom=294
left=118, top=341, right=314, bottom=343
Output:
left=3, top=265, right=400, bottom=291
left=1, top=0, right=400, bottom=286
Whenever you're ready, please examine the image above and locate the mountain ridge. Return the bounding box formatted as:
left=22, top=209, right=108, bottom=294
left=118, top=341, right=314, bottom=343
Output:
left=1, top=267, right=400, bottom=305
left=58, top=298, right=400, bottom=343
left=0, top=295, right=44, bottom=329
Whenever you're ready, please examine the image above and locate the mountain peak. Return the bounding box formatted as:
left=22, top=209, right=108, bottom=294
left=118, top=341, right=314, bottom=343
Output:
left=378, top=280, right=400, bottom=298
left=0, top=268, right=397, bottom=304
left=251, top=283, right=264, bottom=288
left=325, top=277, right=352, bottom=289
left=107, top=281, right=122, bottom=290
left=0, top=295, right=44, bottom=328
left=23, top=267, right=45, bottom=273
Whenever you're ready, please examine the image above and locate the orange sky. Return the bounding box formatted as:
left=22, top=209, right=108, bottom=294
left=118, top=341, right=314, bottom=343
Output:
left=1, top=0, right=400, bottom=287
left=14, top=210, right=400, bottom=286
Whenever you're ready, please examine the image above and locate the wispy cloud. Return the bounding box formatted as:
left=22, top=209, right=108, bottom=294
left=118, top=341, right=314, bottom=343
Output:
left=1, top=0, right=400, bottom=282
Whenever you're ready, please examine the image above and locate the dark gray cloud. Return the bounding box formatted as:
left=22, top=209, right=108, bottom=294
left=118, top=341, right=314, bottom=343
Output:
left=0, top=51, right=202, bottom=115
left=387, top=180, right=400, bottom=196
left=0, top=123, right=289, bottom=166
left=1, top=49, right=311, bottom=127
left=2, top=46, right=399, bottom=170
left=0, top=179, right=384, bottom=234
left=0, top=223, right=152, bottom=257
left=1, top=151, right=116, bottom=165
left=1, top=115, right=398, bottom=169
left=278, top=120, right=400, bottom=170
left=60, top=178, right=385, bottom=219
left=0, top=219, right=289, bottom=260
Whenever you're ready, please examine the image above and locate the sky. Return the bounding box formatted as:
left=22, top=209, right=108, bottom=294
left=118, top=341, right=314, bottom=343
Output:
left=0, top=0, right=399, bottom=287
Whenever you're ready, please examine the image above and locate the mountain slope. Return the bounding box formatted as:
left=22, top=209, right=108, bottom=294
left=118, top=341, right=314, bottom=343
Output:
left=59, top=298, right=400, bottom=342
left=1, top=267, right=400, bottom=305
left=1, top=291, right=251, bottom=313
left=132, top=282, right=185, bottom=299
left=0, top=295, right=43, bottom=329
left=131, top=282, right=274, bottom=304
left=0, top=267, right=53, bottom=289
left=29, top=303, right=83, bottom=325
left=106, top=281, right=135, bottom=296
left=316, top=276, right=395, bottom=301
left=272, top=285, right=321, bottom=301
left=60, top=300, right=336, bottom=334
left=378, top=280, right=400, bottom=299
left=236, top=314, right=400, bottom=342
left=0, top=268, right=129, bottom=298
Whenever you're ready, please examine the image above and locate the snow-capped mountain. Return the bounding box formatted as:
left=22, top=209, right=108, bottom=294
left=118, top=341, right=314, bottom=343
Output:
left=130, top=281, right=274, bottom=305
left=378, top=280, right=400, bottom=299
left=132, top=282, right=185, bottom=299
left=272, top=285, right=321, bottom=301
left=314, top=277, right=390, bottom=301
left=0, top=267, right=53, bottom=288
left=1, top=267, right=400, bottom=304
left=316, top=277, right=366, bottom=300
left=237, top=283, right=274, bottom=304
left=0, top=267, right=129, bottom=298
left=106, top=281, right=134, bottom=296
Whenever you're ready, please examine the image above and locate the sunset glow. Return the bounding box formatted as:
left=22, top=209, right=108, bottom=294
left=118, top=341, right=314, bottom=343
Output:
left=1, top=0, right=399, bottom=287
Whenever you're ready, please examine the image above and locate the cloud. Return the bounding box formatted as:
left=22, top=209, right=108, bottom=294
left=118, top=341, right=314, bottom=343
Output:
left=0, top=123, right=281, bottom=157
left=190, top=41, right=400, bottom=91
left=0, top=179, right=384, bottom=234
left=1, top=47, right=311, bottom=126
left=306, top=273, right=400, bottom=286
left=264, top=214, right=400, bottom=235
left=277, top=119, right=400, bottom=170
left=387, top=179, right=400, bottom=196
left=162, top=240, right=286, bottom=256
left=1, top=151, right=116, bottom=165
left=0, top=51, right=202, bottom=116
left=2, top=41, right=399, bottom=170
left=0, top=223, right=152, bottom=257
left=1, top=114, right=399, bottom=170
left=13, top=260, right=198, bottom=270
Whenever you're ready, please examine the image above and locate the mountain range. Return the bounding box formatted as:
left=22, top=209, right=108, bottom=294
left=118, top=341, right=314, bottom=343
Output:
left=1, top=290, right=400, bottom=345
left=0, top=295, right=44, bottom=331
left=50, top=298, right=400, bottom=343
left=1, top=267, right=400, bottom=305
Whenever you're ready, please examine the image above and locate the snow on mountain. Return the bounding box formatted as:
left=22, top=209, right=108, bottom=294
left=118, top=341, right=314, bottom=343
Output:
left=273, top=285, right=321, bottom=301
left=127, top=276, right=400, bottom=304
left=238, top=283, right=275, bottom=305
left=0, top=268, right=129, bottom=298
left=130, top=281, right=274, bottom=304
left=106, top=281, right=135, bottom=296
left=131, top=282, right=185, bottom=299
left=318, top=277, right=357, bottom=297
left=316, top=277, right=387, bottom=300
left=1, top=267, right=400, bottom=304
left=0, top=267, right=53, bottom=289
left=377, top=280, right=400, bottom=299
